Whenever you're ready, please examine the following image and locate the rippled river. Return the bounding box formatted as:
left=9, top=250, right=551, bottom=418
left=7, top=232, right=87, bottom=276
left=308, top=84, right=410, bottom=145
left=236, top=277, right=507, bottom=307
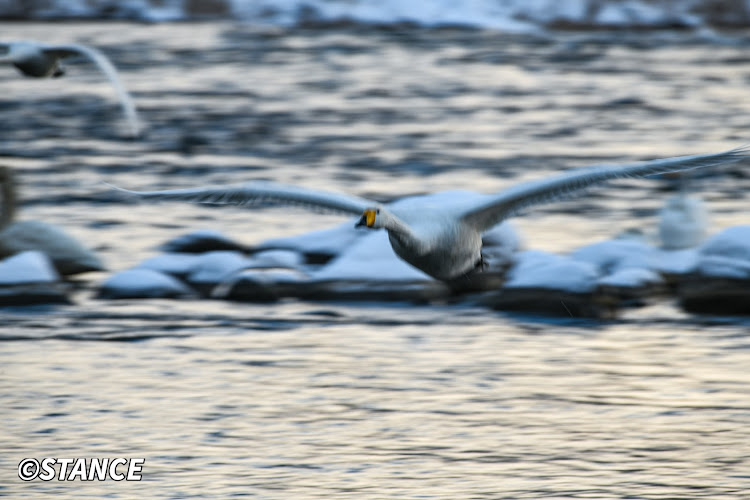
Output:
left=2, top=22, right=750, bottom=498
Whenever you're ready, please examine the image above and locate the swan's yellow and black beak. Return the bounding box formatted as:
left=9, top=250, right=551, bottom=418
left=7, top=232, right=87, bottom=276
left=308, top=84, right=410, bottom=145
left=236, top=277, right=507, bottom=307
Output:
left=356, top=209, right=377, bottom=228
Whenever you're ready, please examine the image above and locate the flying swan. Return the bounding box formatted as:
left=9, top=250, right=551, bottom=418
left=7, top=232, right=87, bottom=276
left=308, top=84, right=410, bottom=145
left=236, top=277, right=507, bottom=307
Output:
left=112, top=147, right=747, bottom=281
left=0, top=40, right=142, bottom=137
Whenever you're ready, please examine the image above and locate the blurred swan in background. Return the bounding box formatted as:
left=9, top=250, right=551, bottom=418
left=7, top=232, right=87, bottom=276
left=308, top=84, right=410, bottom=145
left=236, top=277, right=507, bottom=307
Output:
left=0, top=40, right=142, bottom=137
left=112, top=147, right=747, bottom=282
left=0, top=166, right=104, bottom=275
left=658, top=174, right=710, bottom=249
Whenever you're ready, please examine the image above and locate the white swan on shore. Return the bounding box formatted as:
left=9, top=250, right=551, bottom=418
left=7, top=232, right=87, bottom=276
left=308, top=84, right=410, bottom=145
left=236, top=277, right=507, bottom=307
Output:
left=0, top=40, right=142, bottom=137
left=0, top=166, right=104, bottom=275
left=111, top=147, right=747, bottom=282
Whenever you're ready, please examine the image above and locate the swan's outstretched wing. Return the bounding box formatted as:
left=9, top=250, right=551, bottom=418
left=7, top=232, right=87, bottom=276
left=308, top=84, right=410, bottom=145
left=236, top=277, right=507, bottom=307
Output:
left=110, top=182, right=378, bottom=216
left=44, top=43, right=142, bottom=137
left=461, top=146, right=749, bottom=232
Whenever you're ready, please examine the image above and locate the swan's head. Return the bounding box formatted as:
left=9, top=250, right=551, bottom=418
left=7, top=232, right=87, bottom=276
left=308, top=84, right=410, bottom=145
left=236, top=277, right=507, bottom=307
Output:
left=355, top=208, right=384, bottom=229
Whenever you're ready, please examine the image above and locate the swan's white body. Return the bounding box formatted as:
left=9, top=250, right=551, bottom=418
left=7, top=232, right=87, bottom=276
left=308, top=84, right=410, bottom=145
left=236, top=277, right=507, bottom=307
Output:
left=374, top=197, right=486, bottom=279
left=0, top=40, right=142, bottom=137
left=111, top=147, right=748, bottom=281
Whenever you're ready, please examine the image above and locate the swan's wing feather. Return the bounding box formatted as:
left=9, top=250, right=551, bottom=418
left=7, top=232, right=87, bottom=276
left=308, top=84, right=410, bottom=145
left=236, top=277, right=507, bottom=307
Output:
left=43, top=43, right=143, bottom=137
left=110, top=182, right=377, bottom=216
left=461, top=146, right=749, bottom=232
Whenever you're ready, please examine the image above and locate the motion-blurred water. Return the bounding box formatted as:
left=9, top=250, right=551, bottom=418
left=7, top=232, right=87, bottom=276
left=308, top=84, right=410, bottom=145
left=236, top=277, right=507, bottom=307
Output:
left=2, top=22, right=750, bottom=499
left=4, top=0, right=750, bottom=30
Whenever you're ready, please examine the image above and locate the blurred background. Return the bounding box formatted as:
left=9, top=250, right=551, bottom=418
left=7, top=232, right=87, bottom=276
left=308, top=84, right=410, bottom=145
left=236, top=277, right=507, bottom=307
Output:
left=2, top=1, right=750, bottom=499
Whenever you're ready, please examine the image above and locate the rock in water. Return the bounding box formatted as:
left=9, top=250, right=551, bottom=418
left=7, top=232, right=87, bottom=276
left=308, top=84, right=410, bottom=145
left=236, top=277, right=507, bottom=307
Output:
left=158, top=229, right=247, bottom=253
left=0, top=220, right=104, bottom=275
left=0, top=251, right=70, bottom=305
left=678, top=225, right=750, bottom=315
left=98, top=268, right=195, bottom=299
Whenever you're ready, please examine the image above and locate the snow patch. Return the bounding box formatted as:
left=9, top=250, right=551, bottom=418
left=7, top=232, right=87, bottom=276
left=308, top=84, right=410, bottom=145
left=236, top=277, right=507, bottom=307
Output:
left=257, top=221, right=363, bottom=258
left=598, top=267, right=662, bottom=288
left=137, top=253, right=203, bottom=277
left=313, top=231, right=431, bottom=282
left=0, top=251, right=60, bottom=285
left=99, top=268, right=193, bottom=298
left=689, top=226, right=750, bottom=279
left=570, top=239, right=655, bottom=274
left=505, top=250, right=599, bottom=293
left=186, top=251, right=252, bottom=285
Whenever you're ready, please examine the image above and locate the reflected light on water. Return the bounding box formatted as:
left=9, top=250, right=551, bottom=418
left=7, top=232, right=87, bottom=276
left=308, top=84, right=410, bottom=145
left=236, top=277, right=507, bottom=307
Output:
left=1, top=20, right=750, bottom=499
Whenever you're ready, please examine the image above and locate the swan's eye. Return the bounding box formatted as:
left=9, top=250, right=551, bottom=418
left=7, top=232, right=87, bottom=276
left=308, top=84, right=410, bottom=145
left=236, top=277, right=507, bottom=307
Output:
left=365, top=209, right=377, bottom=227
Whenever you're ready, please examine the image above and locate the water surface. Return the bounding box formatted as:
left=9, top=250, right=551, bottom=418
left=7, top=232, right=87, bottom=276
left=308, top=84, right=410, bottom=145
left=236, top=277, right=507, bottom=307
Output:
left=1, top=22, right=750, bottom=498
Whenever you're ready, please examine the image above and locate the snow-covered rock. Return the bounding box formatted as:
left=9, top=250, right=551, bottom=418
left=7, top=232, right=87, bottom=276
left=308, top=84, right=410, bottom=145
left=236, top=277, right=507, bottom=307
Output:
left=571, top=239, right=655, bottom=275
left=312, top=231, right=431, bottom=282
left=159, top=229, right=246, bottom=253
left=695, top=225, right=750, bottom=278
left=505, top=250, right=599, bottom=293
left=652, top=248, right=700, bottom=277
left=185, top=251, right=252, bottom=288
left=0, top=251, right=69, bottom=305
left=597, top=267, right=662, bottom=288
left=136, top=253, right=203, bottom=278
left=213, top=268, right=309, bottom=302
left=257, top=221, right=363, bottom=264
left=0, top=220, right=104, bottom=275
left=596, top=267, right=666, bottom=306
left=484, top=251, right=608, bottom=317
left=246, top=249, right=303, bottom=269
left=0, top=250, right=59, bottom=285
left=98, top=268, right=194, bottom=299
left=678, top=226, right=750, bottom=315
left=695, top=255, right=750, bottom=280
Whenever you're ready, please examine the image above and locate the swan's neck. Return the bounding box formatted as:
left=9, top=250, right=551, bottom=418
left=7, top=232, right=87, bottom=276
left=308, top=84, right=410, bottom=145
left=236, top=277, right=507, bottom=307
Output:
left=383, top=212, right=429, bottom=255
left=0, top=166, right=17, bottom=229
